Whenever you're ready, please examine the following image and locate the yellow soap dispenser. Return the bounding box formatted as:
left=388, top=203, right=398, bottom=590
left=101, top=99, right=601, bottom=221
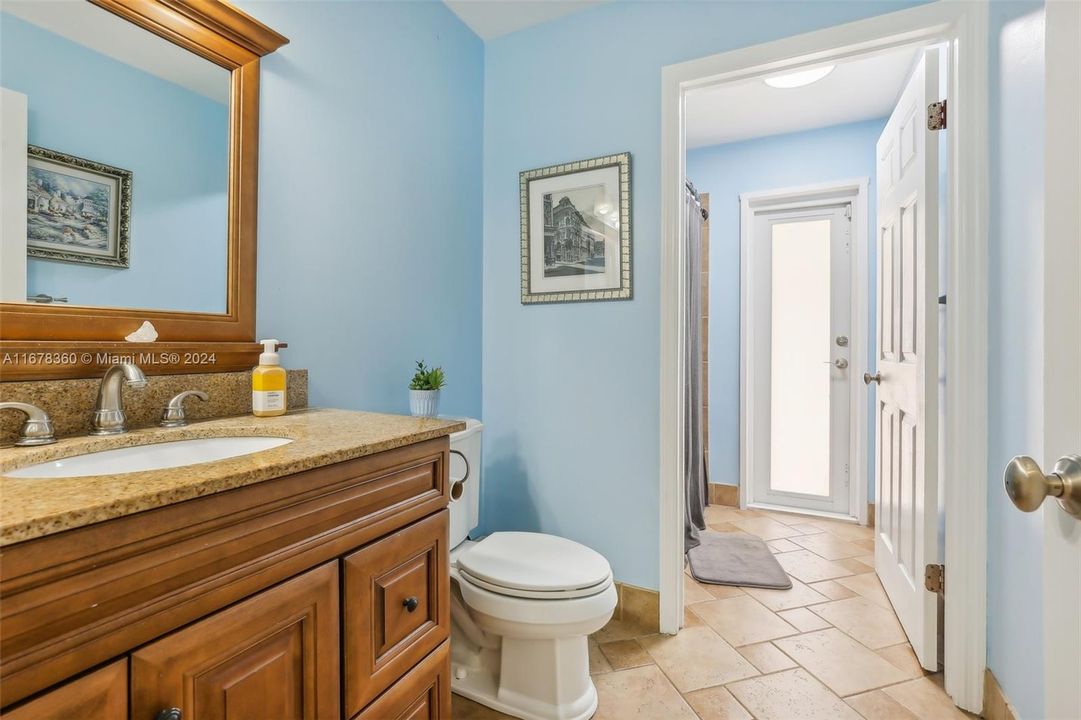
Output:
left=252, top=339, right=287, bottom=417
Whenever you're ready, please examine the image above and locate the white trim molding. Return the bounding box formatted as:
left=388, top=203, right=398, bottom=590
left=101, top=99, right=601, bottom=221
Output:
left=659, top=2, right=989, bottom=712
left=737, top=179, right=870, bottom=523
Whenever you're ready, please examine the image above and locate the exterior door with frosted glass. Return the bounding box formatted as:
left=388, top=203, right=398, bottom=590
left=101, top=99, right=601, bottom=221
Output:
left=751, top=205, right=852, bottom=515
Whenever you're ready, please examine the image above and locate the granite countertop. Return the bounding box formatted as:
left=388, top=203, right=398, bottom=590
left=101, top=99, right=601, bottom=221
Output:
left=0, top=408, right=465, bottom=546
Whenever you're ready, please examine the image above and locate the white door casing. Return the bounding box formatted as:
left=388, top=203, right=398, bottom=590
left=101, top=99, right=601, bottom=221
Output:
left=872, top=48, right=940, bottom=671
left=1042, top=1, right=1081, bottom=716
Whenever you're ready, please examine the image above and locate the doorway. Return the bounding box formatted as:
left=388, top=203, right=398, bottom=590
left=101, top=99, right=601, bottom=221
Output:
left=659, top=3, right=991, bottom=713
left=742, top=185, right=867, bottom=519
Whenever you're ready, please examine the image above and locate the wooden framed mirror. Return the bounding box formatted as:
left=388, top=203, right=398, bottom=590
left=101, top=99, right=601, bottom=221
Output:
left=0, top=0, right=287, bottom=380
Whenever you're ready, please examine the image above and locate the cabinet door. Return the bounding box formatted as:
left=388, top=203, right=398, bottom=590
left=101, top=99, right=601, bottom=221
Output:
left=343, top=511, right=449, bottom=717
left=131, top=562, right=339, bottom=720
left=353, top=641, right=450, bottom=720
left=4, top=659, right=127, bottom=720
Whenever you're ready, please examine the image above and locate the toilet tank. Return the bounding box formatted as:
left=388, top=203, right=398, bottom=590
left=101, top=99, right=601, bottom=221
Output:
left=448, top=418, right=482, bottom=547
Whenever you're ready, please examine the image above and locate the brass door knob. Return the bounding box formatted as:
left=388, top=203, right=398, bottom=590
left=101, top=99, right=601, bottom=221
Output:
left=1003, top=454, right=1081, bottom=518
left=864, top=372, right=882, bottom=385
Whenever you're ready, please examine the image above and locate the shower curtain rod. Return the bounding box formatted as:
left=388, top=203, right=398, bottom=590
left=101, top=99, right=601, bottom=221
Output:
left=685, top=179, right=709, bottom=220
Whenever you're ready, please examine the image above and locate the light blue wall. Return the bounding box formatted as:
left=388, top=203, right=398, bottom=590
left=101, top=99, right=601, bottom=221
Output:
left=686, top=118, right=887, bottom=503
left=241, top=1, right=484, bottom=419
left=986, top=3, right=1046, bottom=718
left=0, top=13, right=228, bottom=313
left=482, top=1, right=923, bottom=590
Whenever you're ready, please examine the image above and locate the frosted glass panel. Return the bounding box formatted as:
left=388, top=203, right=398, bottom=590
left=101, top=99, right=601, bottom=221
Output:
left=770, top=219, right=831, bottom=496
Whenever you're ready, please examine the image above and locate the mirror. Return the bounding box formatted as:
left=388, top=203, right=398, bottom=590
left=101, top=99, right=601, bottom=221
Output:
left=0, top=0, right=231, bottom=314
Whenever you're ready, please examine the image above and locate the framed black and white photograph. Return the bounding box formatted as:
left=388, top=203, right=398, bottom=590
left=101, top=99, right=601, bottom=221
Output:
left=520, top=152, right=631, bottom=303
left=26, top=145, right=131, bottom=268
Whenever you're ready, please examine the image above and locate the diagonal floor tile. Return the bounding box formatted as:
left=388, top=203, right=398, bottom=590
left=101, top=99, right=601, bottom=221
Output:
left=809, top=519, right=874, bottom=541
left=600, top=638, right=653, bottom=670
left=835, top=572, right=892, bottom=609
left=732, top=517, right=805, bottom=540
left=767, top=538, right=802, bottom=553
left=875, top=643, right=928, bottom=678
left=727, top=668, right=863, bottom=720
left=737, top=641, right=797, bottom=674
left=639, top=626, right=758, bottom=693
left=808, top=579, right=859, bottom=600
left=690, top=595, right=799, bottom=646
left=845, top=689, right=919, bottom=719
left=774, top=629, right=909, bottom=697
left=594, top=616, right=656, bottom=644
left=809, top=597, right=907, bottom=649
left=703, top=583, right=745, bottom=599
left=743, top=576, right=830, bottom=611
left=705, top=506, right=760, bottom=525
left=838, top=557, right=876, bottom=574
left=779, top=607, right=832, bottom=632
left=776, top=550, right=855, bottom=583
left=790, top=522, right=827, bottom=534
left=683, top=685, right=753, bottom=720
left=790, top=533, right=867, bottom=560
left=685, top=573, right=717, bottom=604
left=592, top=664, right=699, bottom=720
left=882, top=677, right=971, bottom=719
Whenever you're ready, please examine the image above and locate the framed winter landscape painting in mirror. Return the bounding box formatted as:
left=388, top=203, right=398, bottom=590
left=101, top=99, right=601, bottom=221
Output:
left=520, top=152, right=631, bottom=303
left=26, top=145, right=132, bottom=269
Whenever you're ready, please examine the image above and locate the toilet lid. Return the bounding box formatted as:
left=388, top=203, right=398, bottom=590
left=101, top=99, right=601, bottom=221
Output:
left=457, top=532, right=612, bottom=595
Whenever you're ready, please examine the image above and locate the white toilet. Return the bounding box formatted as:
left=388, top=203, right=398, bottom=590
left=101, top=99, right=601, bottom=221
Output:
left=448, top=419, right=617, bottom=720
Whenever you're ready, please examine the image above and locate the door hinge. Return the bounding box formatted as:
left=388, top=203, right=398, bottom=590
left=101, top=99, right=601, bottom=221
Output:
left=924, top=564, right=945, bottom=594
left=927, top=100, right=947, bottom=131
left=844, top=204, right=852, bottom=220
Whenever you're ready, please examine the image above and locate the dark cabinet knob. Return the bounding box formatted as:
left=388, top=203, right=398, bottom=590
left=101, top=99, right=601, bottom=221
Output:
left=155, top=710, right=182, bottom=720
left=403, top=596, right=419, bottom=612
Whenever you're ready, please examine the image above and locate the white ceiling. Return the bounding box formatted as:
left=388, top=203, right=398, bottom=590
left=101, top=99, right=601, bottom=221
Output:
left=444, top=0, right=605, bottom=40
left=3, top=1, right=230, bottom=104
left=686, top=46, right=921, bottom=148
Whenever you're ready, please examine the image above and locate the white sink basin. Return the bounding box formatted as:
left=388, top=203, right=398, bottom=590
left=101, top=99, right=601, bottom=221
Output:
left=6, top=436, right=293, bottom=479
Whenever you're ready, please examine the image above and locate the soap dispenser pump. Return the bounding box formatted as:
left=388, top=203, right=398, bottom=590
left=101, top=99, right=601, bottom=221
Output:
left=252, top=339, right=288, bottom=417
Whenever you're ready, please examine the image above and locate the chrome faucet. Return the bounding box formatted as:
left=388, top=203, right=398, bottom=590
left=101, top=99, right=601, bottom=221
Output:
left=0, top=402, right=56, bottom=446
left=90, top=363, right=148, bottom=435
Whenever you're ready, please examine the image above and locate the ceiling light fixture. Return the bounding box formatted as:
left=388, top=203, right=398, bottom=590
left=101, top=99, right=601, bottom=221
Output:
left=763, top=64, right=835, bottom=89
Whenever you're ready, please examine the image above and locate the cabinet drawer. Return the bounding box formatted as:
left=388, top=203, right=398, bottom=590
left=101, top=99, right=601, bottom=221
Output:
left=131, top=562, right=340, bottom=720
left=353, top=641, right=450, bottom=720
left=343, top=510, right=449, bottom=717
left=3, top=659, right=126, bottom=720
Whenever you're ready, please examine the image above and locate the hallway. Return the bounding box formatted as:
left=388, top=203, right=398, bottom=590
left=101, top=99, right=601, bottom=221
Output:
left=453, top=506, right=976, bottom=720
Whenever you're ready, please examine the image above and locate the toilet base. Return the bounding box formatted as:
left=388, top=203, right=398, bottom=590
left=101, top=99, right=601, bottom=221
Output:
left=451, top=640, right=599, bottom=720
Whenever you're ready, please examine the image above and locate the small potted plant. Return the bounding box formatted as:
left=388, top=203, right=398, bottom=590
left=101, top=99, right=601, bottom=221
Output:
left=408, top=360, right=446, bottom=417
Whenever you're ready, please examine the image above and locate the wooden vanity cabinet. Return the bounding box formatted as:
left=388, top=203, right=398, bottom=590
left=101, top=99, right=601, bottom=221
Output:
left=2, top=659, right=128, bottom=720
left=131, top=562, right=340, bottom=720
left=0, top=437, right=454, bottom=720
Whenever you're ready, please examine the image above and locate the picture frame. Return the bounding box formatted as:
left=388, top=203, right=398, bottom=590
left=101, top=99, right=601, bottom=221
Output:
left=520, top=152, right=631, bottom=304
left=25, top=145, right=132, bottom=268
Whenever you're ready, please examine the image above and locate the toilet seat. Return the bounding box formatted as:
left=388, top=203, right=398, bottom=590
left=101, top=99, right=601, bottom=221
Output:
left=456, top=532, right=613, bottom=600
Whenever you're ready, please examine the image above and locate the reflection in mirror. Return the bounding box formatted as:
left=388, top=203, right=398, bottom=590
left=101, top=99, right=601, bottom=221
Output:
left=0, top=1, right=230, bottom=314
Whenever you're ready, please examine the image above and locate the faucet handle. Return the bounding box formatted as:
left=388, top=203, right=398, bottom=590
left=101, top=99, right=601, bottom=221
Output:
left=0, top=402, right=56, bottom=446
left=160, top=390, right=209, bottom=428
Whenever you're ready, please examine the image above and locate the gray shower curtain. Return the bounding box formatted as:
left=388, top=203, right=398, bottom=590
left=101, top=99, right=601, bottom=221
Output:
left=685, top=181, right=708, bottom=551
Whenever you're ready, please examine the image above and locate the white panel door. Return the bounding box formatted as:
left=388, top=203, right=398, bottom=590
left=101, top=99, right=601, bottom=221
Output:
left=1042, top=2, right=1081, bottom=715
left=872, top=49, right=940, bottom=670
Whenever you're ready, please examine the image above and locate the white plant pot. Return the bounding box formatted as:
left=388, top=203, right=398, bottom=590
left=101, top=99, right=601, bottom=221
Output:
left=410, top=389, right=441, bottom=417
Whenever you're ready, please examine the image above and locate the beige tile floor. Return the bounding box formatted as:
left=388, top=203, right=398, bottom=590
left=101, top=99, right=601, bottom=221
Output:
left=451, top=506, right=978, bottom=720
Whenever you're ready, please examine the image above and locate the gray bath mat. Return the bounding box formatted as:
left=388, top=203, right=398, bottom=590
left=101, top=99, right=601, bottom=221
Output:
left=687, top=531, right=792, bottom=590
